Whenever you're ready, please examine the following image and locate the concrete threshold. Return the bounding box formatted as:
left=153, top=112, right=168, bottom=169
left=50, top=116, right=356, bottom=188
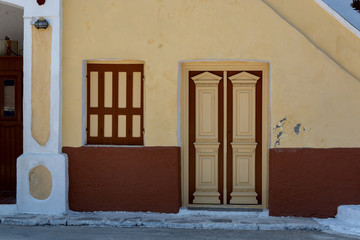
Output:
left=0, top=208, right=326, bottom=231
left=187, top=207, right=263, bottom=212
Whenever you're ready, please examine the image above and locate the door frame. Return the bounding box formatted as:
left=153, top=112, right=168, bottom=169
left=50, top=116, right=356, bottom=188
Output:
left=180, top=61, right=270, bottom=208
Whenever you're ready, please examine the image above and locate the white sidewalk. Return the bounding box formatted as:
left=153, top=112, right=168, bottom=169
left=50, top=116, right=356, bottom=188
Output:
left=2, top=206, right=360, bottom=237
left=316, top=205, right=360, bottom=237
left=0, top=208, right=325, bottom=231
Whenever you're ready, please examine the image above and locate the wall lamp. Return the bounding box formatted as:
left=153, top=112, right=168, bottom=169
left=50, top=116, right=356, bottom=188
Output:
left=34, top=18, right=49, bottom=29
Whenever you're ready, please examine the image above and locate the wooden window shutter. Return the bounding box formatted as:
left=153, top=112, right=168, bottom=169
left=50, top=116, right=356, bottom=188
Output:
left=87, top=63, right=144, bottom=145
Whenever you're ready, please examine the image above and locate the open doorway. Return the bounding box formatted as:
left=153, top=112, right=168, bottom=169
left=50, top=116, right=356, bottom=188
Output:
left=0, top=2, right=23, bottom=204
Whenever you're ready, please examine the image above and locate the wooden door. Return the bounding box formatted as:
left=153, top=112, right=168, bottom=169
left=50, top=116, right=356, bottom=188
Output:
left=0, top=57, right=23, bottom=196
left=189, top=70, right=262, bottom=205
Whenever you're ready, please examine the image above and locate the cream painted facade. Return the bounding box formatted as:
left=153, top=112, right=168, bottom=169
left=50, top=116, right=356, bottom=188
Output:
left=62, top=0, right=360, bottom=149
left=0, top=0, right=360, bottom=216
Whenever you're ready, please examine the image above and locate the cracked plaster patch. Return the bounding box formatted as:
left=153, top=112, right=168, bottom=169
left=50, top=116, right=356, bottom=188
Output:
left=272, top=117, right=311, bottom=147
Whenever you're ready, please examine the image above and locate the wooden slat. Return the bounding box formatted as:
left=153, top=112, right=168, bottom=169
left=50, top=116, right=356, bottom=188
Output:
left=112, top=71, right=119, bottom=141
left=188, top=71, right=200, bottom=204
left=217, top=72, right=224, bottom=204
left=0, top=128, right=5, bottom=190
left=226, top=72, right=235, bottom=204
left=126, top=65, right=132, bottom=140
left=254, top=71, right=263, bottom=205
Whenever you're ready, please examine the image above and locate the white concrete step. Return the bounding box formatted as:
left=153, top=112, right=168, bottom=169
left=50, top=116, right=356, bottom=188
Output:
left=0, top=209, right=325, bottom=231
left=0, top=205, right=17, bottom=215
left=337, top=205, right=360, bottom=226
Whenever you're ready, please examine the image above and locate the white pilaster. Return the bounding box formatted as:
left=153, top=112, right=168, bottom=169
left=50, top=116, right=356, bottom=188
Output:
left=0, top=0, right=67, bottom=214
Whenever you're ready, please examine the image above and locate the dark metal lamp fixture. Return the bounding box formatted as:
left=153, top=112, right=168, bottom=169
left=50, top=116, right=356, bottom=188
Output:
left=37, top=0, right=46, bottom=5
left=34, top=18, right=49, bottom=29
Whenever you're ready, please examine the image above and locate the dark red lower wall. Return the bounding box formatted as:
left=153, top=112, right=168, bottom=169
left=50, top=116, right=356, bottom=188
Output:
left=269, top=148, right=360, bottom=218
left=63, top=147, right=181, bottom=213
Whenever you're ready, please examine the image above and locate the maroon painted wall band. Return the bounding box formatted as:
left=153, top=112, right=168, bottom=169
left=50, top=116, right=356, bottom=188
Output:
left=64, top=146, right=181, bottom=213
left=269, top=148, right=360, bottom=218
left=65, top=146, right=360, bottom=216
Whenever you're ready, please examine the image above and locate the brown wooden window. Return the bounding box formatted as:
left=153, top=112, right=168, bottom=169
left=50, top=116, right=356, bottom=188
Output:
left=87, top=63, right=144, bottom=145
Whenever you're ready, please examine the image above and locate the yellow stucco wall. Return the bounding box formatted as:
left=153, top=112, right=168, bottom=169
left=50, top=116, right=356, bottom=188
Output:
left=32, top=25, right=51, bottom=146
left=264, top=0, right=360, bottom=81
left=29, top=165, right=52, bottom=200
left=62, top=0, right=360, bottom=148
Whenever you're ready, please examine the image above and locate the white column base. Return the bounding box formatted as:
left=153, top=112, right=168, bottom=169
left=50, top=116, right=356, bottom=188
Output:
left=17, top=153, right=68, bottom=214
left=193, top=191, right=220, bottom=204
left=0, top=205, right=17, bottom=215
left=230, top=191, right=258, bottom=204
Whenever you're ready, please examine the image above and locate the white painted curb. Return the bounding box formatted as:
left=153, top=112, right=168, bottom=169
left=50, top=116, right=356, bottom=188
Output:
left=337, top=205, right=360, bottom=226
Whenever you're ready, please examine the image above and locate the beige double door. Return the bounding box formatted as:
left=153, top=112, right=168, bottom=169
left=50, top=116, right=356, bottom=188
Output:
left=188, top=70, right=262, bottom=205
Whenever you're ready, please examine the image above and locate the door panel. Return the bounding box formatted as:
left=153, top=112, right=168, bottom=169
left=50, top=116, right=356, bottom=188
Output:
left=192, top=71, right=222, bottom=204
left=189, top=71, right=224, bottom=204
left=228, top=71, right=259, bottom=204
left=190, top=70, right=262, bottom=205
